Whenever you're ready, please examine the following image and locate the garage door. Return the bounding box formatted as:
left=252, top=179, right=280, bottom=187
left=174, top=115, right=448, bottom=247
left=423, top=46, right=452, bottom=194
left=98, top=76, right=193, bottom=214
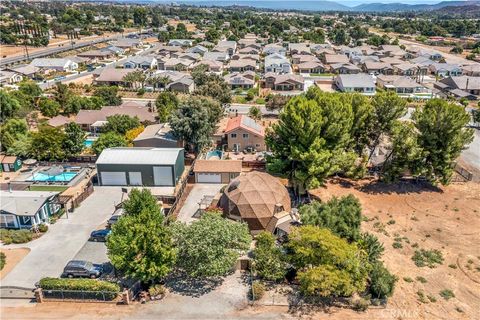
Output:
left=197, top=173, right=222, bottom=183
left=128, top=172, right=142, bottom=186
left=153, top=166, right=173, bottom=186
left=100, top=172, right=127, bottom=186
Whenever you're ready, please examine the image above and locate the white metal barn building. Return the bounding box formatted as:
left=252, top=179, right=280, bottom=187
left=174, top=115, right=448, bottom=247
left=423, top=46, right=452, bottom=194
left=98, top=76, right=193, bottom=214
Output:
left=95, top=148, right=185, bottom=187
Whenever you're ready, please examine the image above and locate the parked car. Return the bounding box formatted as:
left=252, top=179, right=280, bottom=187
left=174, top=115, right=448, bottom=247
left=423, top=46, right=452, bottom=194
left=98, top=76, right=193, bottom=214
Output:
left=107, top=208, right=124, bottom=228
left=62, top=260, right=103, bottom=279
left=89, top=229, right=111, bottom=242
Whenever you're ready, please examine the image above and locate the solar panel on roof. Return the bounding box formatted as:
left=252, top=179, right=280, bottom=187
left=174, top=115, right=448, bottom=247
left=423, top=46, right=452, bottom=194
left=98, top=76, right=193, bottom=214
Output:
left=241, top=116, right=262, bottom=133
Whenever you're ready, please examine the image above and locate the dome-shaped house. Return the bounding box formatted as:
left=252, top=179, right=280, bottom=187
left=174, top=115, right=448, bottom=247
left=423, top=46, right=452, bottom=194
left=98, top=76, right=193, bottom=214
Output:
left=220, top=171, right=292, bottom=235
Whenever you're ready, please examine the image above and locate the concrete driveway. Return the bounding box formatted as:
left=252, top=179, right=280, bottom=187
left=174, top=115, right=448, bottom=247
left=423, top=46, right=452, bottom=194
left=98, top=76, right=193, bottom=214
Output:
left=177, top=184, right=224, bottom=224
left=1, top=187, right=123, bottom=288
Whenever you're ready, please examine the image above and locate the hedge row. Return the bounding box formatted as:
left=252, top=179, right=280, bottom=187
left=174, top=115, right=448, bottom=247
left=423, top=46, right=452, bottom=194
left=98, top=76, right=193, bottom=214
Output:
left=39, top=277, right=120, bottom=293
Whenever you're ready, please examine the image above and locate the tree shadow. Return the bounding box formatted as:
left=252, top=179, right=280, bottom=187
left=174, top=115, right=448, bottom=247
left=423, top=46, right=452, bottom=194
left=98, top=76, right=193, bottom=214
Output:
left=164, top=271, right=225, bottom=298
left=287, top=294, right=344, bottom=316
left=358, top=179, right=443, bottom=195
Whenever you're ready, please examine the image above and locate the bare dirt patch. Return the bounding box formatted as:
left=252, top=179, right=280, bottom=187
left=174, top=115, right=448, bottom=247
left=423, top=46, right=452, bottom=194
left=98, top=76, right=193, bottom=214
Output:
left=306, top=179, right=480, bottom=320
left=0, top=248, right=30, bottom=280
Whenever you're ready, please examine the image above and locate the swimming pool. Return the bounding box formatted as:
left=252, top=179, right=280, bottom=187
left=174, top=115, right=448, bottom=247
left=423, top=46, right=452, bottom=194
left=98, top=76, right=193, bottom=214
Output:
left=206, top=150, right=223, bottom=160
left=83, top=139, right=95, bottom=148
left=29, top=172, right=78, bottom=182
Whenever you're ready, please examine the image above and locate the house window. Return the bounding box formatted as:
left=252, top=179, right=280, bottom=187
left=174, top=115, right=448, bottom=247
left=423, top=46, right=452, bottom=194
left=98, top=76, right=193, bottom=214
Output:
left=255, top=144, right=261, bottom=147
left=231, top=133, right=237, bottom=138
left=0, top=215, right=17, bottom=228
left=243, top=133, right=249, bottom=139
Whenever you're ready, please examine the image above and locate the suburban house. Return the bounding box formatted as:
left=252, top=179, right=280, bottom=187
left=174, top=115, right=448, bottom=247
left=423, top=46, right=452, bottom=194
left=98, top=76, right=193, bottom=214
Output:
left=30, top=58, right=78, bottom=72
left=5, top=65, right=39, bottom=79
left=0, top=70, right=23, bottom=85
left=224, top=72, right=255, bottom=89
left=167, top=76, right=195, bottom=93
left=394, top=63, right=421, bottom=76
left=0, top=191, right=61, bottom=229
left=263, top=73, right=305, bottom=91
left=123, top=56, right=158, bottom=69
left=96, top=148, right=185, bottom=187
left=438, top=76, right=480, bottom=96
left=75, top=102, right=156, bottom=133
left=265, top=53, right=292, bottom=74
left=203, top=52, right=229, bottom=62
left=297, top=61, right=325, bottom=74
left=94, top=68, right=141, bottom=86
left=429, top=63, right=463, bottom=77
left=335, top=74, right=376, bottom=95
left=351, top=55, right=380, bottom=65
left=133, top=123, right=182, bottom=148
left=110, top=38, right=142, bottom=50
left=288, top=43, right=311, bottom=55
left=238, top=47, right=260, bottom=55
left=462, top=64, right=480, bottom=77
left=224, top=115, right=266, bottom=152
left=178, top=53, right=201, bottom=62
left=330, top=63, right=361, bottom=74
left=195, top=59, right=224, bottom=72
left=363, top=61, right=394, bottom=75
left=164, top=58, right=193, bottom=71
left=214, top=40, right=237, bottom=56
left=323, top=54, right=349, bottom=65
left=77, top=50, right=115, bottom=61
left=193, top=160, right=242, bottom=183
left=376, top=75, right=432, bottom=98
left=168, top=39, right=193, bottom=47
left=228, top=59, right=256, bottom=72
left=263, top=44, right=287, bottom=56
left=102, top=45, right=125, bottom=55
left=186, top=45, right=208, bottom=55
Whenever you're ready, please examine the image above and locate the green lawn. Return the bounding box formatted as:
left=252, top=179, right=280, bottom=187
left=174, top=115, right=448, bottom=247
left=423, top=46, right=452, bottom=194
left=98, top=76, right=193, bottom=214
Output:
left=29, top=185, right=68, bottom=192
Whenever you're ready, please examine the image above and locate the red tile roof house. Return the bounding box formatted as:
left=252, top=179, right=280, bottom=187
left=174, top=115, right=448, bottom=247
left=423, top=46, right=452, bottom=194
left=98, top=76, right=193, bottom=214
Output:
left=224, top=115, right=266, bottom=152
left=74, top=102, right=156, bottom=134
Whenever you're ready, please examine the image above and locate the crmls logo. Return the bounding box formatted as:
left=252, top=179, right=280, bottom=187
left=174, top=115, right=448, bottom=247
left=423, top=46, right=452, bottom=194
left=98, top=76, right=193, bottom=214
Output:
left=380, top=308, right=421, bottom=319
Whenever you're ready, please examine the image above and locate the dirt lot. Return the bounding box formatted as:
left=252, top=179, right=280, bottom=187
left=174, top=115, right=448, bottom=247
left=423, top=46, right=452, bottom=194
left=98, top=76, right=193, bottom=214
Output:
left=303, top=178, right=480, bottom=320
left=0, top=248, right=30, bottom=280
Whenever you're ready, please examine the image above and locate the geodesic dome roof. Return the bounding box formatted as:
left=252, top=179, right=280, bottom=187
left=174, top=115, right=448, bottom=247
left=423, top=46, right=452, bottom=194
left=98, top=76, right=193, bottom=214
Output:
left=220, top=171, right=291, bottom=233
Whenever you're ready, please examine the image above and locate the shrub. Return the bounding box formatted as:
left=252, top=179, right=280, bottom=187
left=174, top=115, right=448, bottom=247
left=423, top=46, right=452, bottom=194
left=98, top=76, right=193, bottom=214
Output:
left=251, top=281, right=265, bottom=301
left=137, top=88, right=146, bottom=96
left=392, top=242, right=403, bottom=249
left=439, top=289, right=455, bottom=300
left=0, top=229, right=33, bottom=244
left=148, top=284, right=166, bottom=297
left=412, top=249, right=444, bottom=268
left=369, top=262, right=397, bottom=299
left=38, top=224, right=48, bottom=233
left=448, top=264, right=457, bottom=269
left=0, top=252, right=5, bottom=270
left=416, top=276, right=428, bottom=284
left=39, top=278, right=120, bottom=292
left=417, top=290, right=428, bottom=303
left=427, top=294, right=437, bottom=303
left=403, top=277, right=414, bottom=283
left=352, top=297, right=369, bottom=311
left=387, top=219, right=395, bottom=225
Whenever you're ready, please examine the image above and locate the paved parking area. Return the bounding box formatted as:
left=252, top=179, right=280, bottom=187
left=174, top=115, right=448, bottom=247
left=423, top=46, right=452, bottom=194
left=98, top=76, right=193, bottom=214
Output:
left=176, top=184, right=224, bottom=224
left=1, top=187, right=123, bottom=288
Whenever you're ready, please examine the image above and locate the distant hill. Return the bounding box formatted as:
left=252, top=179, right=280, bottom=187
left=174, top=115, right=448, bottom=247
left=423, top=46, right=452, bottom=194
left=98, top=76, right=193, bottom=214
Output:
left=432, top=4, right=480, bottom=17
left=352, top=1, right=480, bottom=12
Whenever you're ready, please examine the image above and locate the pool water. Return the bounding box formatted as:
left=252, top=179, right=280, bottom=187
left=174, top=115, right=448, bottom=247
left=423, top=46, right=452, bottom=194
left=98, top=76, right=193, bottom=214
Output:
left=206, top=150, right=223, bottom=160
left=83, top=139, right=95, bottom=148
left=29, top=172, right=78, bottom=182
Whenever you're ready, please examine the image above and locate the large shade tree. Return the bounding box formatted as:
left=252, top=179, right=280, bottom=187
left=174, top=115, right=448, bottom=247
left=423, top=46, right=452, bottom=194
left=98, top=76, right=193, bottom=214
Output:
left=172, top=210, right=251, bottom=278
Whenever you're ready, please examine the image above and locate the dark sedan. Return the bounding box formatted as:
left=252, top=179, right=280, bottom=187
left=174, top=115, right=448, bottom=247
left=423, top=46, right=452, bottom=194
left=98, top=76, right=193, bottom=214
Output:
left=89, top=229, right=111, bottom=242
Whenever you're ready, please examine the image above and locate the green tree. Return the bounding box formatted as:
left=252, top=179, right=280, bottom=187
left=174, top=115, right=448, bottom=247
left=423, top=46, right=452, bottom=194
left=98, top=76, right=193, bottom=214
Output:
left=248, top=106, right=261, bottom=120
left=265, top=94, right=291, bottom=111
left=107, top=206, right=176, bottom=282
left=155, top=91, right=179, bottom=123
left=53, top=82, right=71, bottom=108
left=413, top=99, right=474, bottom=185
left=122, top=70, right=147, bottom=89
left=266, top=89, right=356, bottom=194
left=0, top=91, right=21, bottom=121
left=92, top=132, right=127, bottom=155
left=382, top=121, right=423, bottom=182
left=252, top=232, right=286, bottom=281
left=287, top=226, right=370, bottom=297
left=0, top=118, right=28, bottom=151
left=172, top=211, right=251, bottom=278
left=93, top=86, right=122, bottom=106
left=299, top=195, right=362, bottom=242
left=368, top=91, right=407, bottom=161
left=18, top=81, right=42, bottom=98
left=341, top=93, right=374, bottom=156
left=103, top=115, right=141, bottom=135
left=123, top=188, right=162, bottom=216
left=192, top=66, right=232, bottom=104
left=7, top=134, right=32, bottom=158
left=357, top=233, right=385, bottom=264
left=63, top=122, right=85, bottom=156
left=29, top=126, right=66, bottom=161
left=368, top=261, right=398, bottom=299
left=169, top=96, right=221, bottom=153
left=38, top=97, right=61, bottom=117
left=64, top=95, right=104, bottom=114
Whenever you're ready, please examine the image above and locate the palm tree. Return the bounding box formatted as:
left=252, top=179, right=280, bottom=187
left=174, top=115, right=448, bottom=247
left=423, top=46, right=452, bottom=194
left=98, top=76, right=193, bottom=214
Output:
left=122, top=70, right=147, bottom=89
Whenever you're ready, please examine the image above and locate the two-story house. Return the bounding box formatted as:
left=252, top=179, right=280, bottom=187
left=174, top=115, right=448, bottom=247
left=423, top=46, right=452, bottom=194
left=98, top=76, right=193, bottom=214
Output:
left=265, top=53, right=292, bottom=74
left=225, top=115, right=266, bottom=152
